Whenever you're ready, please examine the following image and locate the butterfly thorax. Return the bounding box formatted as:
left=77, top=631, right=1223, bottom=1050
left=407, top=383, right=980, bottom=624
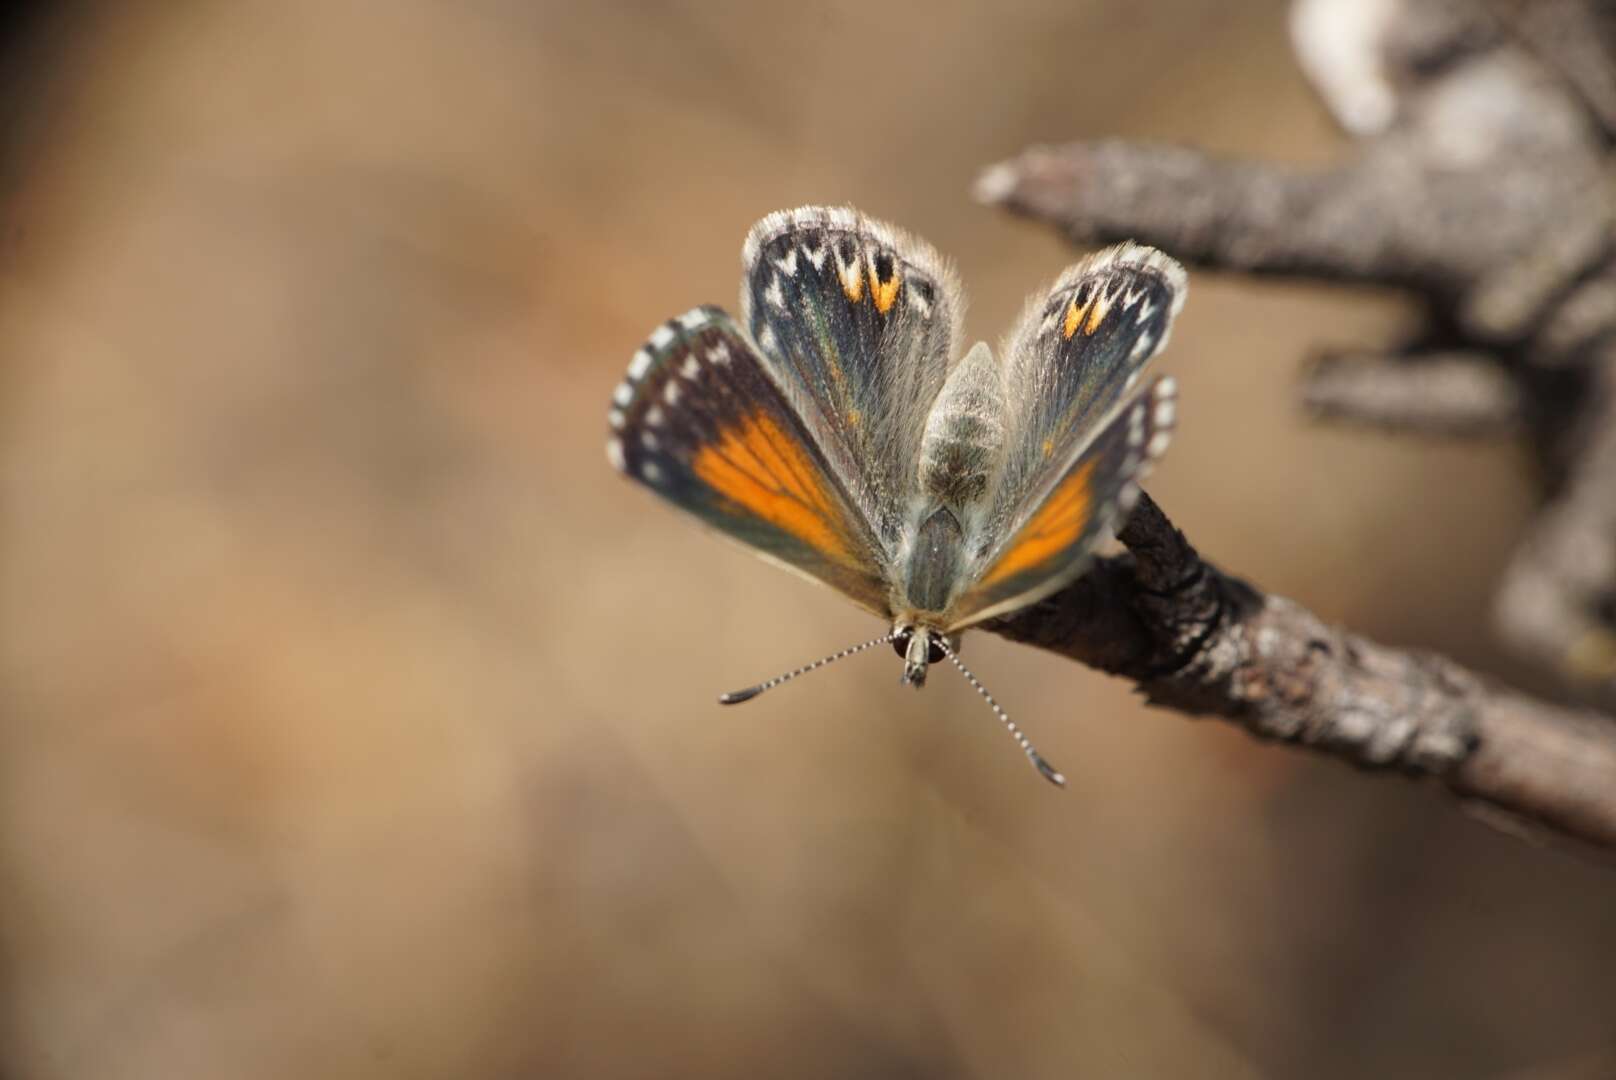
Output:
left=902, top=505, right=967, bottom=614
left=889, top=504, right=963, bottom=688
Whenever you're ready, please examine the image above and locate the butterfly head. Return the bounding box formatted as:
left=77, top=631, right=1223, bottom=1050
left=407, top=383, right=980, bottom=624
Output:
left=893, top=624, right=948, bottom=688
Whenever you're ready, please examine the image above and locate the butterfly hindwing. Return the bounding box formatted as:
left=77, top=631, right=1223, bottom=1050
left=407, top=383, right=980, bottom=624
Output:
left=607, top=306, right=892, bottom=616
left=740, top=206, right=963, bottom=547
left=945, top=375, right=1179, bottom=628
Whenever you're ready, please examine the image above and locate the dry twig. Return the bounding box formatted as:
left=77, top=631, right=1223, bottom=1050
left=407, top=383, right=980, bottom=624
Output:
left=988, top=495, right=1616, bottom=853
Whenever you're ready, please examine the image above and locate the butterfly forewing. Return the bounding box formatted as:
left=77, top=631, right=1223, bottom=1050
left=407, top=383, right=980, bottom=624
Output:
left=986, top=243, right=1186, bottom=545
left=607, top=306, right=892, bottom=616
left=741, top=207, right=964, bottom=547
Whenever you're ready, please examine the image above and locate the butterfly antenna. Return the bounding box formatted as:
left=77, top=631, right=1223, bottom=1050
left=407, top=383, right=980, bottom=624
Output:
left=936, top=639, right=1066, bottom=788
left=719, top=632, right=898, bottom=705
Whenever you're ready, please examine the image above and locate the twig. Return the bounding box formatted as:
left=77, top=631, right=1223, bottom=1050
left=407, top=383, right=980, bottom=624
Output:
left=987, top=494, right=1616, bottom=853
left=1301, top=350, right=1521, bottom=435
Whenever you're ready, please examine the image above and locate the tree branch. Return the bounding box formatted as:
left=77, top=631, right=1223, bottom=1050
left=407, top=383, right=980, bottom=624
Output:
left=987, top=494, right=1616, bottom=853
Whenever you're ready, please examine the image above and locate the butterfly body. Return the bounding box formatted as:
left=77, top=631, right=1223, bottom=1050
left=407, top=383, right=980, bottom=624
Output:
left=607, top=206, right=1187, bottom=781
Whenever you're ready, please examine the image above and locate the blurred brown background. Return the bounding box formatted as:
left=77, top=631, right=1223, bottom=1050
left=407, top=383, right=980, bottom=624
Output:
left=1, top=2, right=1612, bottom=1077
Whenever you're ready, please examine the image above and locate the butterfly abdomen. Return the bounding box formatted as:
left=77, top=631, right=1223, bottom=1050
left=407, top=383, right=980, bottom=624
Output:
left=917, top=341, right=1005, bottom=508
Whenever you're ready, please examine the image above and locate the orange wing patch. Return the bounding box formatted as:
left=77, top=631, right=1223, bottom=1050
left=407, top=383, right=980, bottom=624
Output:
left=691, top=412, right=859, bottom=566
left=1061, top=297, right=1087, bottom=340
left=868, top=264, right=901, bottom=314
left=1061, top=293, right=1112, bottom=339
left=1085, top=293, right=1110, bottom=333
left=976, top=459, right=1097, bottom=587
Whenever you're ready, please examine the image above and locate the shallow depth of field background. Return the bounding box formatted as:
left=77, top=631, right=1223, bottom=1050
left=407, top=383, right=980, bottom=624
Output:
left=1, top=3, right=1613, bottom=1078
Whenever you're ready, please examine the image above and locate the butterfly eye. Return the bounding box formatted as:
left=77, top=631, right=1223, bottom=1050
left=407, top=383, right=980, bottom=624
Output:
left=891, top=628, right=912, bottom=659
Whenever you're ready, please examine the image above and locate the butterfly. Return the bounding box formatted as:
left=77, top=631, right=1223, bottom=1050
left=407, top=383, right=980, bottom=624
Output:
left=606, top=206, right=1186, bottom=786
